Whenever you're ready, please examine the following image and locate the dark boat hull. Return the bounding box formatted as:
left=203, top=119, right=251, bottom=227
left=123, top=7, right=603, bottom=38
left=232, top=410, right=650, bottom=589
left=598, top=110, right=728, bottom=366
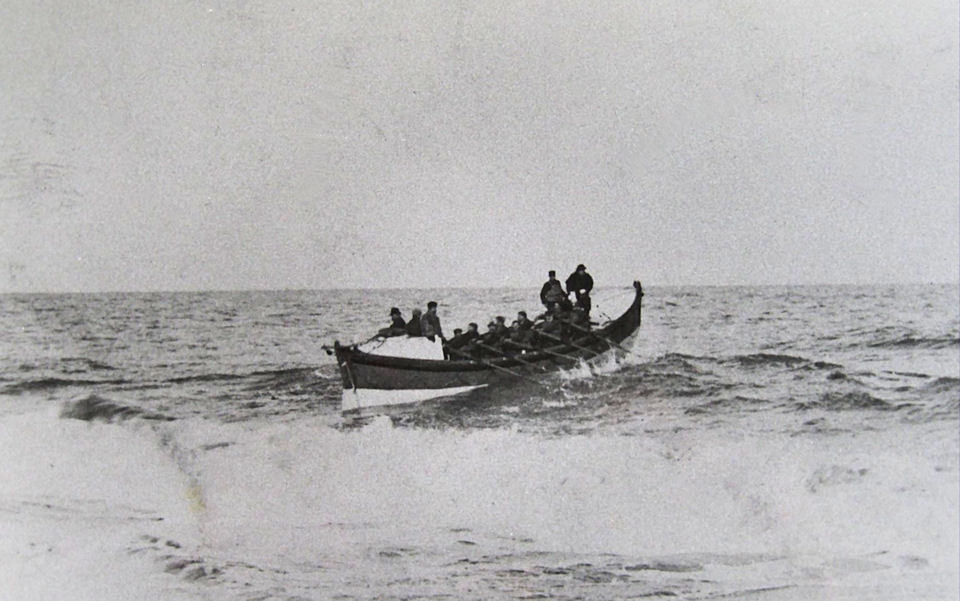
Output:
left=333, top=282, right=643, bottom=413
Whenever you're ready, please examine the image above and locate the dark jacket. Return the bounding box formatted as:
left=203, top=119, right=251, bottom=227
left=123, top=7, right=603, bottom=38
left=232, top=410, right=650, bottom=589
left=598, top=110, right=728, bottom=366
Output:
left=406, top=314, right=423, bottom=336
left=540, top=279, right=567, bottom=305
left=445, top=332, right=468, bottom=350
left=420, top=311, right=443, bottom=340
left=377, top=314, right=407, bottom=337
left=565, top=271, right=593, bottom=296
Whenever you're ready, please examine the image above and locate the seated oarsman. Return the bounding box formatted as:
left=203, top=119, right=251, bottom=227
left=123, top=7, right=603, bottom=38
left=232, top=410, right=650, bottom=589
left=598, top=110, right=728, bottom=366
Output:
left=556, top=306, right=590, bottom=340
left=463, top=322, right=480, bottom=344
left=475, top=321, right=503, bottom=357
left=570, top=307, right=590, bottom=330
left=450, top=323, right=481, bottom=360
left=443, top=328, right=468, bottom=359
left=533, top=312, right=565, bottom=345
left=516, top=311, right=534, bottom=332
left=500, top=321, right=521, bottom=353
left=502, top=320, right=535, bottom=353
left=406, top=308, right=423, bottom=337
left=445, top=327, right=466, bottom=347
left=493, top=316, right=510, bottom=340
left=377, top=307, right=407, bottom=337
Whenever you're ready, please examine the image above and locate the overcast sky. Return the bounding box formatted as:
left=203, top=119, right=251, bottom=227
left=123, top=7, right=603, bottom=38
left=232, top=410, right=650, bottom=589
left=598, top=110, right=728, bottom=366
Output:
left=2, top=0, right=957, bottom=292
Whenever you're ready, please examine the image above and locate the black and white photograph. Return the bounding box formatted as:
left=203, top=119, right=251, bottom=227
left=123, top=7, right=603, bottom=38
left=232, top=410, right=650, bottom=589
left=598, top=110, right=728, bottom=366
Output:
left=1, top=1, right=958, bottom=599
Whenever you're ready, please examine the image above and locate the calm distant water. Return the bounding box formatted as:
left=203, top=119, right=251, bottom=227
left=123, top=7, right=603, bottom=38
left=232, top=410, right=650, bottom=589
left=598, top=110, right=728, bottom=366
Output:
left=1, top=284, right=957, bottom=600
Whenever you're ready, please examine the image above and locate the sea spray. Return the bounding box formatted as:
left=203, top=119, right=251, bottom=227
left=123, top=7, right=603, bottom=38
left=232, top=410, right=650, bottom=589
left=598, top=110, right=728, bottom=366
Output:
left=163, top=413, right=958, bottom=570
left=0, top=411, right=202, bottom=600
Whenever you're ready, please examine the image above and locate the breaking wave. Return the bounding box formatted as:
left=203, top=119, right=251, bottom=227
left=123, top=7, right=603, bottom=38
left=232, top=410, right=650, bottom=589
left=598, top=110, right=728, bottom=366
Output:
left=60, top=394, right=174, bottom=423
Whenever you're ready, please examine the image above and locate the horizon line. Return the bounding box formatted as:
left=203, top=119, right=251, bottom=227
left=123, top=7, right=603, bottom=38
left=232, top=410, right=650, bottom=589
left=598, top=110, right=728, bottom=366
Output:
left=2, top=279, right=958, bottom=296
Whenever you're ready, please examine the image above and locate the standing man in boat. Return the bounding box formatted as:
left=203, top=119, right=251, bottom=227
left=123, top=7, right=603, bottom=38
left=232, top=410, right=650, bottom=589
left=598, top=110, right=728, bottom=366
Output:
left=540, top=270, right=568, bottom=310
left=420, top=301, right=444, bottom=343
left=565, top=264, right=594, bottom=315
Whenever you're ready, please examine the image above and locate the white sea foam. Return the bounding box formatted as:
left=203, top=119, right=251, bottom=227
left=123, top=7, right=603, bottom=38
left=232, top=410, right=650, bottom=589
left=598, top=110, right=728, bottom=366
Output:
left=184, top=413, right=957, bottom=582
left=0, top=409, right=201, bottom=601
left=1, top=406, right=956, bottom=599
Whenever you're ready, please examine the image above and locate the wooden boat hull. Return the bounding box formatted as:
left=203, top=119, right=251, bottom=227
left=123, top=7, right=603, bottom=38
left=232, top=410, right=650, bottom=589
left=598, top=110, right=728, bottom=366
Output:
left=333, top=281, right=644, bottom=413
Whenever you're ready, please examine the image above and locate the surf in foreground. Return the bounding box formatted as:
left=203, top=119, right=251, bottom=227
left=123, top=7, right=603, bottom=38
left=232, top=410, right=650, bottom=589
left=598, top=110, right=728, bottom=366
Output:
left=0, top=284, right=956, bottom=600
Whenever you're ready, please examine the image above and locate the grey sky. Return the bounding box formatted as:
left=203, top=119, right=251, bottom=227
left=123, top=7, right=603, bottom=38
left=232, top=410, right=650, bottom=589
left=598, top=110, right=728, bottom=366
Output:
left=2, top=0, right=957, bottom=292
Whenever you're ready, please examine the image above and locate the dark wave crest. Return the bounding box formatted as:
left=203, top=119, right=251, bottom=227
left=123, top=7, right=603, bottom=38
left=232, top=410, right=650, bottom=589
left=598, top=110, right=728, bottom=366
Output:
left=244, top=367, right=321, bottom=390
left=167, top=372, right=246, bottom=384
left=865, top=334, right=959, bottom=350
left=1, top=376, right=130, bottom=395
left=164, top=367, right=319, bottom=388
left=60, top=394, right=174, bottom=422
left=729, top=353, right=809, bottom=367
left=923, top=377, right=960, bottom=393
left=60, top=357, right=117, bottom=372
left=797, top=391, right=904, bottom=412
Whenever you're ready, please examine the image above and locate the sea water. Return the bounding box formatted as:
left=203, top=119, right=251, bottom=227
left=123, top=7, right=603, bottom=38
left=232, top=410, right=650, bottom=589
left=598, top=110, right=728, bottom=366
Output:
left=0, top=284, right=957, bottom=600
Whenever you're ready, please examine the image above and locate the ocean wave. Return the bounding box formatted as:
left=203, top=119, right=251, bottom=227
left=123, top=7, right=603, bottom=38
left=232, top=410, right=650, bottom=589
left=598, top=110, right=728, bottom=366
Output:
left=166, top=372, right=246, bottom=384
left=165, top=367, right=322, bottom=388
left=647, top=353, right=709, bottom=372
left=59, top=394, right=174, bottom=422
left=684, top=395, right=770, bottom=415
left=729, top=353, right=809, bottom=367
left=60, top=357, right=117, bottom=372
left=923, top=377, right=960, bottom=393
left=1, top=376, right=130, bottom=395
left=797, top=391, right=904, bottom=412
left=864, top=334, right=959, bottom=350
left=245, top=367, right=323, bottom=389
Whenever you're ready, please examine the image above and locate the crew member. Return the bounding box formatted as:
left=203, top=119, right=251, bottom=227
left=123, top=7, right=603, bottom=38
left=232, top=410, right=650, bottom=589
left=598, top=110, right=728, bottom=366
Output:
left=493, top=315, right=510, bottom=339
left=540, top=270, right=568, bottom=310
left=565, top=264, right=593, bottom=315
left=420, top=301, right=444, bottom=342
left=477, top=321, right=503, bottom=356
left=377, top=307, right=407, bottom=337
left=443, top=327, right=465, bottom=359
left=406, top=308, right=423, bottom=336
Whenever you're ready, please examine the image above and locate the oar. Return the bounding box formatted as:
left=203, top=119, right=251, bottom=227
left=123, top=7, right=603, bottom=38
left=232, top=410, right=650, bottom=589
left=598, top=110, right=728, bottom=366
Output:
left=475, top=342, right=552, bottom=372
left=536, top=331, right=602, bottom=357
left=513, top=342, right=582, bottom=363
left=565, top=321, right=643, bottom=359
left=446, top=347, right=554, bottom=390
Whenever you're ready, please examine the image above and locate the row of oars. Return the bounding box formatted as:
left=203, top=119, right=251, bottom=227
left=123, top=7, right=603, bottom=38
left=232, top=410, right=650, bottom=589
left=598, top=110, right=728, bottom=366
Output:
left=445, top=322, right=641, bottom=391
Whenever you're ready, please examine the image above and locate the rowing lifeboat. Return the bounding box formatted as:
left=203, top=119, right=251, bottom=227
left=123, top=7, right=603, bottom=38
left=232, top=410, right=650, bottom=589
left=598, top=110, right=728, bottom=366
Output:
left=332, top=281, right=644, bottom=414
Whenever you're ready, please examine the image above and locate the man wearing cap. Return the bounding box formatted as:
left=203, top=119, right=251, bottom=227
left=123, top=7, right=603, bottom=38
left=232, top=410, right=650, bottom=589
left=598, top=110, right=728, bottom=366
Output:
left=420, top=301, right=445, bottom=342
left=539, top=270, right=568, bottom=310
left=565, top=264, right=594, bottom=315
left=377, top=307, right=407, bottom=337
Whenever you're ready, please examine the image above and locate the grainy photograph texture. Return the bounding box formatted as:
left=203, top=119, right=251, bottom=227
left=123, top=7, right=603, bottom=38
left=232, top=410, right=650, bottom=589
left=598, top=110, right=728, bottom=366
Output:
left=1, top=1, right=957, bottom=600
